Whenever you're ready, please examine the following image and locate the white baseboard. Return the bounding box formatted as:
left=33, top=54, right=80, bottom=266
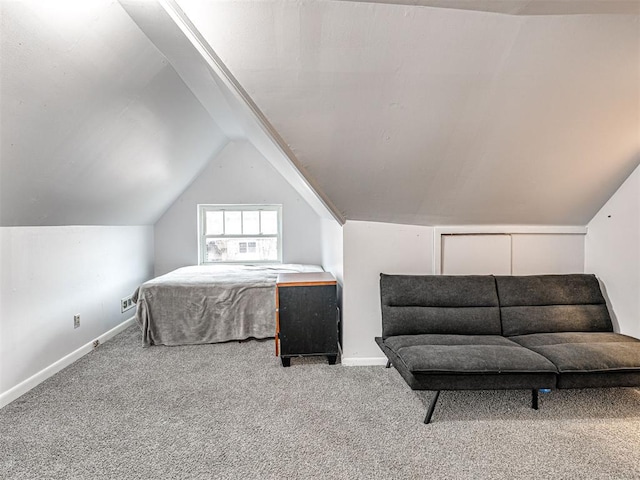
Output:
left=0, top=317, right=135, bottom=409
left=342, top=356, right=388, bottom=366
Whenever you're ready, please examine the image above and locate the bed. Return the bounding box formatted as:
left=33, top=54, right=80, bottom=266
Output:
left=133, top=263, right=324, bottom=347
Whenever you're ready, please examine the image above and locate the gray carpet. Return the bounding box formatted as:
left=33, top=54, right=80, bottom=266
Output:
left=1, top=326, right=639, bottom=480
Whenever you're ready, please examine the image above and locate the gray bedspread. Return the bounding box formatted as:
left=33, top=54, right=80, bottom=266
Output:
left=133, top=264, right=323, bottom=347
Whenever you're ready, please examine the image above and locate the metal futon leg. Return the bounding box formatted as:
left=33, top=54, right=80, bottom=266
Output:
left=385, top=359, right=391, bottom=368
left=531, top=389, right=539, bottom=410
left=424, top=391, right=441, bottom=424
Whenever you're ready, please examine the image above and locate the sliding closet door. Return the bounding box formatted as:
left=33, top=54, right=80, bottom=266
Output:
left=439, top=233, right=585, bottom=276
left=441, top=234, right=511, bottom=275
left=511, top=234, right=584, bottom=275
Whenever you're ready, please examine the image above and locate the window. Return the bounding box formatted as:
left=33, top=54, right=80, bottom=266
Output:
left=198, top=204, right=282, bottom=264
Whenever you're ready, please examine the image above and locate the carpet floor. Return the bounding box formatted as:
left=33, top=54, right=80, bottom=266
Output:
left=1, top=326, right=639, bottom=479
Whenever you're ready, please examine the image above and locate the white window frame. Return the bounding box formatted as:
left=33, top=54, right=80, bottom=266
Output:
left=197, top=204, right=283, bottom=264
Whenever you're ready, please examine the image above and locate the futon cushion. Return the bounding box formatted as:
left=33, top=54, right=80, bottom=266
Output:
left=495, top=275, right=613, bottom=336
left=510, top=332, right=640, bottom=374
left=385, top=334, right=557, bottom=375
left=380, top=275, right=501, bottom=337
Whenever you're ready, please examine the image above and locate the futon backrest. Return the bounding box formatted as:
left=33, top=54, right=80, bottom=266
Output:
left=495, top=274, right=612, bottom=336
left=380, top=274, right=501, bottom=338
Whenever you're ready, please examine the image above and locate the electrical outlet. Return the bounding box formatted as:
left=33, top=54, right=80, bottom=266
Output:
left=74, top=314, right=80, bottom=329
left=120, top=294, right=135, bottom=313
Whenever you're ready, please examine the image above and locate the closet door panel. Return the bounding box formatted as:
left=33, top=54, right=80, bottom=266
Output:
left=441, top=234, right=511, bottom=275
left=512, top=234, right=584, bottom=275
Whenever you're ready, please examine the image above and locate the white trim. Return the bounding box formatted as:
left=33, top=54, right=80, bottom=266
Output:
left=433, top=225, right=588, bottom=275
left=341, top=356, right=389, bottom=366
left=0, top=317, right=136, bottom=409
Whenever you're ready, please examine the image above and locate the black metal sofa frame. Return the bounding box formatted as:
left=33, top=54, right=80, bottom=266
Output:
left=375, top=274, right=640, bottom=424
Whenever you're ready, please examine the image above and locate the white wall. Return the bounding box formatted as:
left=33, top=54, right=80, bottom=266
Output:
left=320, top=218, right=344, bottom=343
left=586, top=164, right=640, bottom=338
left=0, top=226, right=154, bottom=404
left=342, top=221, right=434, bottom=364
left=154, top=140, right=323, bottom=276
left=320, top=218, right=343, bottom=286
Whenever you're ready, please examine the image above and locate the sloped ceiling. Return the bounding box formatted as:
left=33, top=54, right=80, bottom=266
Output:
left=176, top=0, right=640, bottom=226
left=0, top=0, right=227, bottom=226
left=118, top=0, right=343, bottom=224
left=2, top=0, right=639, bottom=227
left=358, top=0, right=640, bottom=15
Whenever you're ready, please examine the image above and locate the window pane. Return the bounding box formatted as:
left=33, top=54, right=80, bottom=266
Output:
left=205, top=237, right=278, bottom=262
left=261, top=210, right=278, bottom=234
left=205, top=211, right=224, bottom=235
left=205, top=239, right=228, bottom=262
left=242, top=211, right=260, bottom=234
left=224, top=211, right=242, bottom=235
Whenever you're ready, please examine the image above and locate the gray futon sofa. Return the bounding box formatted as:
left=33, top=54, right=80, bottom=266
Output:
left=375, top=274, right=640, bottom=423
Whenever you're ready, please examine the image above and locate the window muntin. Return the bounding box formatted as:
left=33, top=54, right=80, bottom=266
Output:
left=198, top=205, right=282, bottom=264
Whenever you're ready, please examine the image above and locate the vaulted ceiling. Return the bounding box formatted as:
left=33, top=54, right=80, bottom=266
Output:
left=358, top=0, right=640, bottom=15
left=2, top=0, right=639, bottom=227
left=0, top=0, right=227, bottom=225
left=176, top=0, right=640, bottom=226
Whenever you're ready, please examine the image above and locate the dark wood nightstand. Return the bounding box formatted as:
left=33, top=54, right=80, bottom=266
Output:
left=276, top=272, right=338, bottom=367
